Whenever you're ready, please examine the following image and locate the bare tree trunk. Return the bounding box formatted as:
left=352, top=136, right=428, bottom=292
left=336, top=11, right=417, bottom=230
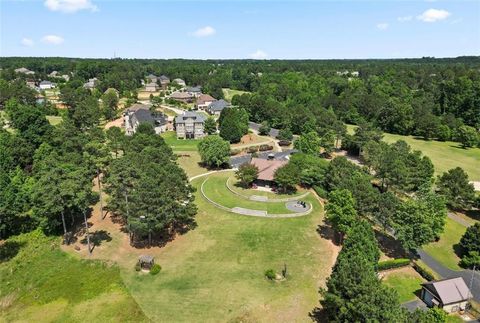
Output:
left=61, top=209, right=68, bottom=244
left=98, top=171, right=104, bottom=220
left=83, top=209, right=92, bottom=255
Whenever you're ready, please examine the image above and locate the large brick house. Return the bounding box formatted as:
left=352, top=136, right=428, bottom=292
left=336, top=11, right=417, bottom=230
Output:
left=175, top=111, right=206, bottom=139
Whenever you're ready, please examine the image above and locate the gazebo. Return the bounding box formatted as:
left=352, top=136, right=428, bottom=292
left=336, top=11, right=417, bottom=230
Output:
left=138, top=255, right=155, bottom=270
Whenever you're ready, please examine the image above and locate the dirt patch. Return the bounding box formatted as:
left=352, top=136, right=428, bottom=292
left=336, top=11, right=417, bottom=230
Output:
left=105, top=116, right=123, bottom=130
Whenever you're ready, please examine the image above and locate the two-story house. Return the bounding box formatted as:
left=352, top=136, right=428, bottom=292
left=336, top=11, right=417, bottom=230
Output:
left=175, top=111, right=206, bottom=139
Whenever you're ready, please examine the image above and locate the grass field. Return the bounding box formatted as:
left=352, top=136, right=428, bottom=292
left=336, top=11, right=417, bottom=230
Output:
left=46, top=115, right=63, bottom=126
left=346, top=124, right=480, bottom=181
left=222, top=88, right=250, bottom=102
left=228, top=176, right=307, bottom=199
left=118, top=175, right=333, bottom=322
left=382, top=267, right=424, bottom=303
left=423, top=217, right=467, bottom=271
left=203, top=172, right=302, bottom=214
left=175, top=150, right=208, bottom=178
left=161, top=131, right=200, bottom=151
left=0, top=230, right=147, bottom=322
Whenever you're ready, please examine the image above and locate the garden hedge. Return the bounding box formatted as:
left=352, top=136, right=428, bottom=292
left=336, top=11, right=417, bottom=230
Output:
left=377, top=258, right=410, bottom=271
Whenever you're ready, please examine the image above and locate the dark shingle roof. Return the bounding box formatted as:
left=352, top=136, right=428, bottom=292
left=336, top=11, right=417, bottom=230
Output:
left=175, top=111, right=205, bottom=124
left=208, top=99, right=229, bottom=112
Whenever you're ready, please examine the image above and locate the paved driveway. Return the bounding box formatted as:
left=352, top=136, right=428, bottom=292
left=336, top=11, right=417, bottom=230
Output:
left=249, top=122, right=279, bottom=138
left=402, top=299, right=427, bottom=312
left=416, top=249, right=480, bottom=302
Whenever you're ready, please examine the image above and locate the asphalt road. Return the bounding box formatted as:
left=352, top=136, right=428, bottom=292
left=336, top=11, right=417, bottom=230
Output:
left=248, top=122, right=279, bottom=138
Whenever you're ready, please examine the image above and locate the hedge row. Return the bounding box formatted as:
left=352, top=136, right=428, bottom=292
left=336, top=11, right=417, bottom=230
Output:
left=413, top=261, right=436, bottom=281
left=378, top=258, right=410, bottom=271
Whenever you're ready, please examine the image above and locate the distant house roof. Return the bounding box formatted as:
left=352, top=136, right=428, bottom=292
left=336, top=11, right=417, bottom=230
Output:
left=138, top=255, right=154, bottom=263
left=170, top=91, right=193, bottom=100
left=422, top=277, right=471, bottom=305
left=175, top=111, right=206, bottom=124
left=146, top=74, right=157, bottom=79
left=15, top=67, right=34, bottom=74
left=49, top=71, right=59, bottom=77
left=128, top=106, right=167, bottom=127
left=159, top=75, right=170, bottom=82
left=208, top=99, right=229, bottom=112
left=197, top=94, right=216, bottom=105
left=173, top=78, right=185, bottom=84
left=39, top=80, right=53, bottom=86
left=250, top=157, right=287, bottom=181
left=187, top=86, right=202, bottom=93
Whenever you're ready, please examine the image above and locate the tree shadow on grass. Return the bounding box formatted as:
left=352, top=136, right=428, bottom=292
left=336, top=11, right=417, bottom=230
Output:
left=309, top=306, right=328, bottom=322
left=80, top=230, right=112, bottom=247
left=317, top=222, right=341, bottom=246
left=465, top=209, right=480, bottom=222
left=0, top=241, right=25, bottom=263
left=453, top=243, right=465, bottom=259
left=375, top=229, right=407, bottom=259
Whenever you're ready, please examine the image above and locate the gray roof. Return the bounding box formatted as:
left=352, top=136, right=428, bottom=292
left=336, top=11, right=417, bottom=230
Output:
left=175, top=111, right=205, bottom=124
left=423, top=277, right=471, bottom=304
left=146, top=74, right=157, bottom=79
left=131, top=107, right=167, bottom=126
left=40, top=80, right=53, bottom=85
left=159, top=75, right=170, bottom=81
left=208, top=99, right=229, bottom=112
left=139, top=255, right=154, bottom=263
left=187, top=86, right=202, bottom=93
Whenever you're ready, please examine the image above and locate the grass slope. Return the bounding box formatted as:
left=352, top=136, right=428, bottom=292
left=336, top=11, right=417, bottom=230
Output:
left=346, top=124, right=480, bottom=181
left=423, top=217, right=467, bottom=271
left=0, top=230, right=147, bottom=322
left=161, top=131, right=200, bottom=151
left=120, top=175, right=333, bottom=322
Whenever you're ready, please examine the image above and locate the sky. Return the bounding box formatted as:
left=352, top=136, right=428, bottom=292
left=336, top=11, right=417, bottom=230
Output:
left=1, top=0, right=479, bottom=59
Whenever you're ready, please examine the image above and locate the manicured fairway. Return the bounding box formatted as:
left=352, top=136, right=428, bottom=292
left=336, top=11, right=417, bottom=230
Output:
left=346, top=124, right=480, bottom=181
left=222, top=88, right=250, bottom=102
left=119, top=175, right=334, bottom=322
left=423, top=217, right=467, bottom=271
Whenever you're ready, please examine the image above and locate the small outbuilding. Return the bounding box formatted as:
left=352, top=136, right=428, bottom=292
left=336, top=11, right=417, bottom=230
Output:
left=138, top=255, right=155, bottom=270
left=420, top=277, right=471, bottom=313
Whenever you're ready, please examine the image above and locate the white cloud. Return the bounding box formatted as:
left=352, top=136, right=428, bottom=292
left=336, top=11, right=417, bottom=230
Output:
left=21, top=38, right=34, bottom=47
left=44, top=0, right=98, bottom=13
left=397, top=15, right=413, bottom=22
left=250, top=50, right=268, bottom=59
left=42, top=35, right=64, bottom=45
left=417, top=9, right=451, bottom=22
left=376, top=23, right=389, bottom=30
left=192, top=26, right=216, bottom=38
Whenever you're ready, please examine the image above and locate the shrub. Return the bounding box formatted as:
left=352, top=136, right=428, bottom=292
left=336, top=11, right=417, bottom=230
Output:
left=230, top=148, right=241, bottom=156
left=278, top=140, right=291, bottom=146
left=134, top=262, right=141, bottom=272
left=265, top=269, right=276, bottom=280
left=377, top=258, right=410, bottom=271
left=247, top=146, right=259, bottom=153
left=313, top=185, right=328, bottom=199
left=413, top=261, right=435, bottom=281
left=258, top=144, right=274, bottom=151
left=150, top=263, right=162, bottom=275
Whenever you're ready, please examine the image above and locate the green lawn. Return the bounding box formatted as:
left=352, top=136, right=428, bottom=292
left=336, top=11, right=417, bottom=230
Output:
left=423, top=217, right=467, bottom=271
left=0, top=230, right=147, bottom=322
left=175, top=150, right=208, bottom=178
left=203, top=171, right=303, bottom=214
left=119, top=174, right=332, bottom=322
left=346, top=124, right=480, bottom=181
left=222, top=88, right=250, bottom=102
left=46, top=115, right=63, bottom=126
left=382, top=269, right=424, bottom=303
left=228, top=176, right=307, bottom=199
left=161, top=131, right=200, bottom=151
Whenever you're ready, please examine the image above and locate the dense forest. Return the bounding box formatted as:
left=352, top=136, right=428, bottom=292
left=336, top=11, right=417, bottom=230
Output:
left=2, top=56, right=479, bottom=146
